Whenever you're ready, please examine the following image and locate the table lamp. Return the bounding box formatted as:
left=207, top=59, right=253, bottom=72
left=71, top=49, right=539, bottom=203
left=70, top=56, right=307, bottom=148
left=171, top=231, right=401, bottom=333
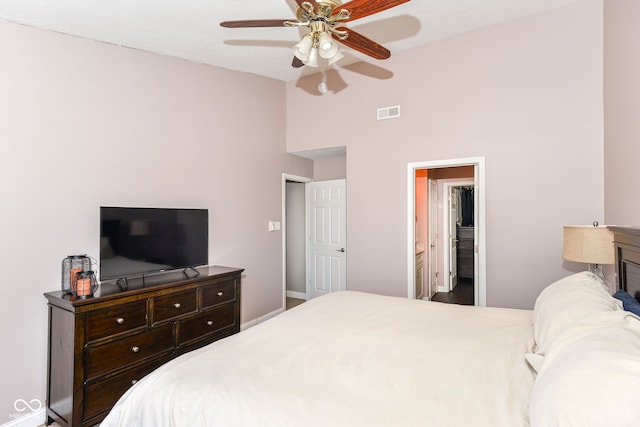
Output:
left=562, top=221, right=614, bottom=280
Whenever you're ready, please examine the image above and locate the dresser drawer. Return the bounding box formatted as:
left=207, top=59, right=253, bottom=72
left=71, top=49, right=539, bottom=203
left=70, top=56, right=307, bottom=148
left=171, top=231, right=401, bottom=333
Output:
left=201, top=280, right=236, bottom=309
left=85, top=300, right=148, bottom=342
left=152, top=289, right=197, bottom=323
left=83, top=355, right=170, bottom=422
left=85, top=323, right=173, bottom=380
left=457, top=227, right=474, bottom=239
left=177, top=303, right=236, bottom=345
left=458, top=239, right=474, bottom=253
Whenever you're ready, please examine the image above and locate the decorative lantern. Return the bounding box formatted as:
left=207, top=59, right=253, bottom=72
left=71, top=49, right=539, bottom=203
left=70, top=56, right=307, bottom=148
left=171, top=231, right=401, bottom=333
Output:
left=73, top=271, right=98, bottom=299
left=61, top=255, right=92, bottom=294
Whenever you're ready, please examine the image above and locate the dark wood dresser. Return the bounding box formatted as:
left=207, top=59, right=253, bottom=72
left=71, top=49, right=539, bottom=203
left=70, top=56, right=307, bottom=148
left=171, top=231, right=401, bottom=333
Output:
left=44, top=265, right=243, bottom=427
left=457, top=226, right=474, bottom=280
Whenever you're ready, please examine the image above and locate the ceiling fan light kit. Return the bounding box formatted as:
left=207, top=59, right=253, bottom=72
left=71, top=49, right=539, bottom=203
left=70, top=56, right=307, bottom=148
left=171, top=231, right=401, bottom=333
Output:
left=292, top=34, right=314, bottom=62
left=285, top=2, right=349, bottom=66
left=220, top=0, right=411, bottom=68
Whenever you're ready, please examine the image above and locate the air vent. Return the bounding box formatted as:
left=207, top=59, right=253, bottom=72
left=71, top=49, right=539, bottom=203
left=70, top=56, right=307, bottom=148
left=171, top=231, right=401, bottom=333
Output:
left=377, top=105, right=401, bottom=120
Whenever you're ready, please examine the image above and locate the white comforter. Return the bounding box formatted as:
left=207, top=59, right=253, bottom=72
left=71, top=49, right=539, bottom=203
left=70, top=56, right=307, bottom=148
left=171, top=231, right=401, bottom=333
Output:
left=102, top=291, right=535, bottom=427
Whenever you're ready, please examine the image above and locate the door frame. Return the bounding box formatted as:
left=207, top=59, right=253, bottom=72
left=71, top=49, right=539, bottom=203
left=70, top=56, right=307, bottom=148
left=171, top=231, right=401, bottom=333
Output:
left=442, top=179, right=474, bottom=292
left=427, top=178, right=438, bottom=299
left=282, top=173, right=313, bottom=311
left=406, top=157, right=486, bottom=306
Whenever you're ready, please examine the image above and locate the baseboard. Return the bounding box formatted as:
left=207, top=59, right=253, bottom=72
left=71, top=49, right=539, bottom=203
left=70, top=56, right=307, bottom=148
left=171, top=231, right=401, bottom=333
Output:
left=240, top=306, right=284, bottom=331
left=286, top=290, right=306, bottom=300
left=2, top=407, right=45, bottom=427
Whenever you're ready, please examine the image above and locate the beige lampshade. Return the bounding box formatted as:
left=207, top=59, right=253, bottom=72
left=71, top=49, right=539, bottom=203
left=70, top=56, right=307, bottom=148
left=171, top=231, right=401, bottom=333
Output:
left=562, top=225, right=615, bottom=265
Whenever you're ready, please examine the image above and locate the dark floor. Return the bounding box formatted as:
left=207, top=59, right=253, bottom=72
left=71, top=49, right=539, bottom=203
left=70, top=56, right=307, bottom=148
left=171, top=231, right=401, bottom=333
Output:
left=431, top=278, right=474, bottom=305
left=286, top=297, right=305, bottom=310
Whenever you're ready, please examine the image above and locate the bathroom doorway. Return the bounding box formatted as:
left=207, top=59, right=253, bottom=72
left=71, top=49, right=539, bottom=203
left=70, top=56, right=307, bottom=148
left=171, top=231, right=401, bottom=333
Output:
left=407, top=157, right=486, bottom=306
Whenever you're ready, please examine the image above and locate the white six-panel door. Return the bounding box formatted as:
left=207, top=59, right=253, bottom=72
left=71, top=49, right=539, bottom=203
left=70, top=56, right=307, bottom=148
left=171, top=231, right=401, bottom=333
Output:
left=307, top=179, right=346, bottom=299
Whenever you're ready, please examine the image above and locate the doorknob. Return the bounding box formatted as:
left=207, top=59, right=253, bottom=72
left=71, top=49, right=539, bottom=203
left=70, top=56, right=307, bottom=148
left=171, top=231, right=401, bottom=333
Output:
left=337, top=248, right=345, bottom=253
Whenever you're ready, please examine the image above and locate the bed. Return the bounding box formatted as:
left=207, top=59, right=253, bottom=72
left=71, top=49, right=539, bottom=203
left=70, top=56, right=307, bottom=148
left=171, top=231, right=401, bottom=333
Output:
left=100, top=227, right=640, bottom=427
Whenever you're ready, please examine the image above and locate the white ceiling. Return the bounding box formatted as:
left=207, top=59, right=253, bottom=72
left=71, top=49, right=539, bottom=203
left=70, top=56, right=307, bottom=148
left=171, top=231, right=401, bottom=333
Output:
left=0, top=0, right=579, bottom=82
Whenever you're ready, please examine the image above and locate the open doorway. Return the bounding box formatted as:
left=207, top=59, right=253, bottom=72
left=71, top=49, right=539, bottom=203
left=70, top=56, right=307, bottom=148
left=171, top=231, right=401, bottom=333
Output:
left=433, top=179, right=474, bottom=305
left=282, top=175, right=347, bottom=311
left=282, top=174, right=312, bottom=311
left=282, top=148, right=347, bottom=312
left=407, top=157, right=486, bottom=306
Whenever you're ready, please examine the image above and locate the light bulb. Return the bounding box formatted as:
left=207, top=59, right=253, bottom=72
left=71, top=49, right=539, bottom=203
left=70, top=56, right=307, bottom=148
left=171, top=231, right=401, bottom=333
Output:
left=318, top=32, right=338, bottom=59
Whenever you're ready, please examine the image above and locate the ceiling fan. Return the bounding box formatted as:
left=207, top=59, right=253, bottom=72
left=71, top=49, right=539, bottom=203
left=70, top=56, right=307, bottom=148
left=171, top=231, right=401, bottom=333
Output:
left=220, top=0, right=411, bottom=68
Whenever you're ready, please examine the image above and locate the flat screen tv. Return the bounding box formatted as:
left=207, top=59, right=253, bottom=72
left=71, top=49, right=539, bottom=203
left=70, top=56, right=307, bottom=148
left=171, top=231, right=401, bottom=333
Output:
left=100, top=207, right=208, bottom=281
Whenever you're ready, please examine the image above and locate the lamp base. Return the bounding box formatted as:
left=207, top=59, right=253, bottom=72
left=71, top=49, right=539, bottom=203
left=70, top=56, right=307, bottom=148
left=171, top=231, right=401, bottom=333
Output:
left=588, top=263, right=603, bottom=277
left=589, top=263, right=611, bottom=290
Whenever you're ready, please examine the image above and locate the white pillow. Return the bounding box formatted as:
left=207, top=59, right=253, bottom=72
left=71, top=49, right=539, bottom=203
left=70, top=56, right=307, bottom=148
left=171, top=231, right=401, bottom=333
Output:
left=529, top=311, right=640, bottom=427
left=532, top=272, right=620, bottom=352
left=524, top=353, right=544, bottom=373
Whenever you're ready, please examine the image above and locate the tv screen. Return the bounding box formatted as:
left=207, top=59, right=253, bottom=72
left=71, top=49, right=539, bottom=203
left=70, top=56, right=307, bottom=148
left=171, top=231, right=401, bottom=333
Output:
left=100, top=207, right=208, bottom=281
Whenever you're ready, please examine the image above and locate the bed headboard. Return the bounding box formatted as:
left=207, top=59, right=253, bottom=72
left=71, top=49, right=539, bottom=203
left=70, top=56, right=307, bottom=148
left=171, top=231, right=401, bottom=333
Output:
left=610, top=226, right=640, bottom=302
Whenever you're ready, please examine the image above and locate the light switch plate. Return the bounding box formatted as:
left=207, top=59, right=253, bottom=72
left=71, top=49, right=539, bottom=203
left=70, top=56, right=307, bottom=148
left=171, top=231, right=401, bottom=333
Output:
left=268, top=221, right=281, bottom=232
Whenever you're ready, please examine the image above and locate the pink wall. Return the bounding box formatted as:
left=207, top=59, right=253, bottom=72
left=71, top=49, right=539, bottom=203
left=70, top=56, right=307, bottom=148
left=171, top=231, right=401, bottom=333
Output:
left=287, top=0, right=605, bottom=308
left=604, top=0, right=640, bottom=225
left=0, top=21, right=312, bottom=424
left=314, top=156, right=347, bottom=180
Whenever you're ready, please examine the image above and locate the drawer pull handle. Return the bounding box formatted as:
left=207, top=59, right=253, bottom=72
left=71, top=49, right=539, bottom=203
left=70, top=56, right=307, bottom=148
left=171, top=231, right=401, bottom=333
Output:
left=174, top=303, right=181, bottom=309
left=131, top=346, right=140, bottom=353
left=116, top=317, right=125, bottom=325
left=207, top=320, right=214, bottom=326
left=217, top=291, right=223, bottom=297
left=131, top=379, right=138, bottom=385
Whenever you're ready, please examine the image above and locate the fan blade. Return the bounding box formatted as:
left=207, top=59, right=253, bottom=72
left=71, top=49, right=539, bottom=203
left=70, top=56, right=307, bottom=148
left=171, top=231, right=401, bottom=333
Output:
left=334, top=28, right=390, bottom=60
left=292, top=56, right=305, bottom=68
left=334, top=0, right=410, bottom=22
left=220, top=19, right=292, bottom=28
